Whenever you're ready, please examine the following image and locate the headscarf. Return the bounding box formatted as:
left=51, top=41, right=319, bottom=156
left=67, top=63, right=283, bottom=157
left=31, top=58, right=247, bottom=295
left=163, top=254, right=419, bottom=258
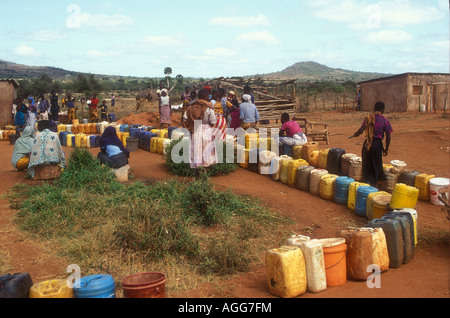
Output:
left=27, top=129, right=66, bottom=177
left=28, top=97, right=37, bottom=112
left=11, top=126, right=35, bottom=168
left=364, top=111, right=382, bottom=151
left=50, top=120, right=58, bottom=132
left=242, top=94, right=252, bottom=102
left=100, top=126, right=130, bottom=158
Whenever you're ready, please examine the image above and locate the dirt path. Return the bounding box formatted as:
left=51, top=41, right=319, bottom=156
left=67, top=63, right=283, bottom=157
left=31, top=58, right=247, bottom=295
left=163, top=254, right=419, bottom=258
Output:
left=0, top=111, right=448, bottom=298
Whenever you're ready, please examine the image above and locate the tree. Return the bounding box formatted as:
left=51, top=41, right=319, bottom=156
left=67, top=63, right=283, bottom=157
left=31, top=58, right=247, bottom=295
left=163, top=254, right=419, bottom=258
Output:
left=71, top=73, right=103, bottom=97
left=164, top=67, right=173, bottom=88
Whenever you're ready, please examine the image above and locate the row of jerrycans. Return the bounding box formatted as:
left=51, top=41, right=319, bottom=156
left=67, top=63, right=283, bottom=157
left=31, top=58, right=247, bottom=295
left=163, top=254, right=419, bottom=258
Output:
left=265, top=224, right=396, bottom=298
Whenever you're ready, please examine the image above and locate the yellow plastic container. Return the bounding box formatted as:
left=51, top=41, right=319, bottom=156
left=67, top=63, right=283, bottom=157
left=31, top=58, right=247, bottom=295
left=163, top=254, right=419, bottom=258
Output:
left=151, top=129, right=161, bottom=137
left=390, top=183, right=419, bottom=209
left=29, top=279, right=73, bottom=298
left=157, top=138, right=168, bottom=155
left=66, top=134, right=75, bottom=148
left=372, top=194, right=392, bottom=219
left=347, top=182, right=370, bottom=210
left=57, top=125, right=65, bottom=132
left=121, top=132, right=130, bottom=147
left=265, top=246, right=307, bottom=298
left=319, top=174, right=339, bottom=200
left=292, top=146, right=303, bottom=160
left=149, top=137, right=158, bottom=153
left=158, top=129, right=168, bottom=139
left=80, top=134, right=88, bottom=148
left=288, top=159, right=308, bottom=187
left=78, top=124, right=87, bottom=134
left=318, top=149, right=330, bottom=169
left=258, top=138, right=273, bottom=151
left=245, top=133, right=259, bottom=149
left=239, top=149, right=250, bottom=169
left=302, top=142, right=319, bottom=161
left=280, top=159, right=290, bottom=184
left=307, top=150, right=320, bottom=167
left=272, top=156, right=292, bottom=181
left=75, top=134, right=85, bottom=148
left=414, top=174, right=435, bottom=201
left=71, top=125, right=79, bottom=135
left=366, top=191, right=390, bottom=220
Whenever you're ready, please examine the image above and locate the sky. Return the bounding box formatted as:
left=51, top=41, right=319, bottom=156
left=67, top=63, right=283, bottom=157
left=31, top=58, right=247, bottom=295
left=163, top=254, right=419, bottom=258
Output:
left=0, top=0, right=449, bottom=78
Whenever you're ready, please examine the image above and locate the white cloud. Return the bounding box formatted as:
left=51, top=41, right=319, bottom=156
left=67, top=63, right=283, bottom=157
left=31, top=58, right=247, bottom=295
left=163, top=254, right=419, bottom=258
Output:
left=236, top=31, right=280, bottom=46
left=80, top=13, right=134, bottom=31
left=205, top=48, right=237, bottom=57
left=306, top=0, right=445, bottom=29
left=208, top=14, right=270, bottom=27
left=86, top=50, right=121, bottom=58
left=25, top=31, right=67, bottom=42
left=144, top=35, right=181, bottom=46
left=14, top=45, right=40, bottom=57
left=365, top=30, right=413, bottom=44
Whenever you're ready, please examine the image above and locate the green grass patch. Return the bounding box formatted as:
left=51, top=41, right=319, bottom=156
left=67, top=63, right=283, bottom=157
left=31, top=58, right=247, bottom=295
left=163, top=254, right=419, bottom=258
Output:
left=165, top=139, right=237, bottom=177
left=7, top=149, right=291, bottom=293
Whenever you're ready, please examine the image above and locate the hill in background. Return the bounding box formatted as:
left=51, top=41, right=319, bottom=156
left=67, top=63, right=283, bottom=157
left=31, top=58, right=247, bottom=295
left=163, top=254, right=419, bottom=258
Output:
left=0, top=59, right=78, bottom=79
left=1, top=59, right=392, bottom=83
left=257, top=61, right=391, bottom=82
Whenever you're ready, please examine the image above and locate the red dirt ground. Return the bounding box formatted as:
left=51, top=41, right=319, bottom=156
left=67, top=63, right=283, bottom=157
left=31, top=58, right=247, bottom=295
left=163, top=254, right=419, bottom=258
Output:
left=0, top=110, right=448, bottom=299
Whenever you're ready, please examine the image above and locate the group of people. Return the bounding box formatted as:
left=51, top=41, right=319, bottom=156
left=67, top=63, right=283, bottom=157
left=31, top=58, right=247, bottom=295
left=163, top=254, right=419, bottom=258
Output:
left=11, top=119, right=129, bottom=176
left=11, top=92, right=125, bottom=176
left=12, top=93, right=60, bottom=132
left=65, top=93, right=112, bottom=123
left=11, top=120, right=66, bottom=178
left=11, top=85, right=392, bottom=188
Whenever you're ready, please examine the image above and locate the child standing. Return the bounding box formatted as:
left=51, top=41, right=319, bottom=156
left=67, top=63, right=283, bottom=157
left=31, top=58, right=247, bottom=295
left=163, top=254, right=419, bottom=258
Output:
left=100, top=100, right=108, bottom=122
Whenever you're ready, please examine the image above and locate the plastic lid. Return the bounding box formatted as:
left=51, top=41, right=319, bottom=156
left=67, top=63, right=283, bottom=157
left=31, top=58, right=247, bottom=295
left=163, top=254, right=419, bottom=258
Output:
left=430, top=178, right=450, bottom=186
left=391, top=160, right=407, bottom=167
left=316, top=238, right=345, bottom=247
left=373, top=194, right=392, bottom=204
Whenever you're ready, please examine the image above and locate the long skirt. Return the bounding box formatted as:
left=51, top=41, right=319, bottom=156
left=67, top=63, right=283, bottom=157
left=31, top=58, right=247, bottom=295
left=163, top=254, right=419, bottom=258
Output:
left=26, top=112, right=36, bottom=129
left=160, top=104, right=171, bottom=126
left=190, top=124, right=218, bottom=169
left=213, top=114, right=227, bottom=141
left=89, top=108, right=98, bottom=123
left=362, top=138, right=385, bottom=186
left=68, top=108, right=76, bottom=122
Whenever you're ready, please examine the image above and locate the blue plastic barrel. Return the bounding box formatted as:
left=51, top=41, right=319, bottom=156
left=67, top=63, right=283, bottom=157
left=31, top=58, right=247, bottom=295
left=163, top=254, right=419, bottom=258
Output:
left=94, top=135, right=101, bottom=148
left=355, top=186, right=379, bottom=217
left=130, top=128, right=139, bottom=138
left=59, top=131, right=67, bottom=147
left=334, top=176, right=355, bottom=205
left=71, top=135, right=76, bottom=148
left=168, top=127, right=178, bottom=139
left=89, top=135, right=97, bottom=148
left=108, top=113, right=116, bottom=123
left=147, top=133, right=158, bottom=152
left=74, top=274, right=116, bottom=298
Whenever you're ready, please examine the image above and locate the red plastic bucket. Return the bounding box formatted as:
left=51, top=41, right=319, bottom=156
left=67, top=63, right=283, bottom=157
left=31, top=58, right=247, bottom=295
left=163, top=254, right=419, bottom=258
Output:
left=122, top=272, right=166, bottom=298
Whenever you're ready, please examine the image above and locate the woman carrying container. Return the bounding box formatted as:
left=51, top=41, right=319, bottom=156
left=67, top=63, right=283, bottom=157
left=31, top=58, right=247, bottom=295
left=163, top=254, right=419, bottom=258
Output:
left=349, top=101, right=393, bottom=187
left=183, top=89, right=217, bottom=172
left=97, top=126, right=130, bottom=169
